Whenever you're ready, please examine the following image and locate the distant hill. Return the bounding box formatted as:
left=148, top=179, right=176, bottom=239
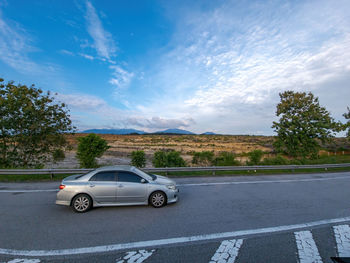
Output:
left=153, top=128, right=195, bottom=135
left=81, top=128, right=146, bottom=135
left=201, top=132, right=216, bottom=135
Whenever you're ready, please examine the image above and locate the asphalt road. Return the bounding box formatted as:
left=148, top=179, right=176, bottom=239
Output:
left=1, top=172, right=350, bottom=263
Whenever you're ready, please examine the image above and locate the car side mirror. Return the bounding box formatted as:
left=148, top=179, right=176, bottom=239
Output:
left=141, top=179, right=147, bottom=183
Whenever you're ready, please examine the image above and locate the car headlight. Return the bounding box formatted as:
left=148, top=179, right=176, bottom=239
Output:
left=166, top=184, right=176, bottom=190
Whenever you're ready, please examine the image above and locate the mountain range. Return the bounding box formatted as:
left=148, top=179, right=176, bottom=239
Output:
left=81, top=128, right=216, bottom=135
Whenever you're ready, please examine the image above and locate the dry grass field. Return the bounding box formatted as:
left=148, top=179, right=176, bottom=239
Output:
left=47, top=134, right=349, bottom=168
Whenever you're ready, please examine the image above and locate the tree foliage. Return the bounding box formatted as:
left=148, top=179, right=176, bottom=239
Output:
left=131, top=150, right=146, bottom=168
left=272, top=91, right=340, bottom=158
left=152, top=150, right=186, bottom=167
left=192, top=151, right=214, bottom=166
left=76, top=134, right=110, bottom=168
left=344, top=107, right=350, bottom=139
left=0, top=78, right=74, bottom=168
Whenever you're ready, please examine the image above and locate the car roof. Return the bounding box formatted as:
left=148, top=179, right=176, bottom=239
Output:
left=92, top=165, right=137, bottom=172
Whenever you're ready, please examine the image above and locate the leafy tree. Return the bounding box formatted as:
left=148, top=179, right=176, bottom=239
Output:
left=131, top=150, right=146, bottom=168
left=247, top=150, right=264, bottom=165
left=76, top=134, right=110, bottom=168
left=152, top=150, right=186, bottom=167
left=192, top=151, right=214, bottom=166
left=344, top=107, right=350, bottom=139
left=213, top=152, right=240, bottom=166
left=0, top=78, right=74, bottom=168
left=272, top=91, right=341, bottom=158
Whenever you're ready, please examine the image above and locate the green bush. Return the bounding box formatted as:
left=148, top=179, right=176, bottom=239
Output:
left=76, top=134, right=110, bottom=168
left=261, top=155, right=290, bottom=165
left=131, top=150, right=146, bottom=168
left=192, top=151, right=214, bottom=166
left=152, top=150, right=186, bottom=167
left=213, top=152, right=240, bottom=166
left=246, top=150, right=264, bottom=165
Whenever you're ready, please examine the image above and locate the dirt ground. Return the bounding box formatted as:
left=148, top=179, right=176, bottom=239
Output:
left=47, top=134, right=349, bottom=168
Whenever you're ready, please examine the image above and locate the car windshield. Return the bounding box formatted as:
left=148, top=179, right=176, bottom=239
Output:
left=132, top=167, right=156, bottom=181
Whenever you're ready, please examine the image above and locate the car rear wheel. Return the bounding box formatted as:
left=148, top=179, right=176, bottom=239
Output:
left=72, top=194, right=92, bottom=213
left=150, top=191, right=166, bottom=208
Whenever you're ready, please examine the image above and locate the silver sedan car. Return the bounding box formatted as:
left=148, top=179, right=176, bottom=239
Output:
left=56, top=165, right=179, bottom=212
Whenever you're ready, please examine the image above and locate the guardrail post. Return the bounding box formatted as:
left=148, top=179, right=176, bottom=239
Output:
left=49, top=169, right=54, bottom=179
left=212, top=170, right=216, bottom=176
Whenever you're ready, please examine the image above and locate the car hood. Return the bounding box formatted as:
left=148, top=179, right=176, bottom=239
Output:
left=153, top=174, right=176, bottom=186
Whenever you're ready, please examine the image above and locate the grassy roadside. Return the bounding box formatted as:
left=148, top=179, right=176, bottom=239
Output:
left=1, top=166, right=350, bottom=182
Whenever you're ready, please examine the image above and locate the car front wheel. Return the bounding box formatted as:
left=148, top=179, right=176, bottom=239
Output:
left=72, top=194, right=92, bottom=213
left=150, top=191, right=167, bottom=208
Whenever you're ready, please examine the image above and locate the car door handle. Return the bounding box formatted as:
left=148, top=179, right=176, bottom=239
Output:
left=89, top=184, right=95, bottom=187
left=118, top=184, right=124, bottom=188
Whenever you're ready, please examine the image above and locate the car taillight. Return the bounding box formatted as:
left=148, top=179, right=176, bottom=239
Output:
left=59, top=184, right=65, bottom=190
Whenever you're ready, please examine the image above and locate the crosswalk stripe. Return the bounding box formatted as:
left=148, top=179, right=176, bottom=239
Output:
left=333, top=225, right=350, bottom=257
left=209, top=239, right=243, bottom=263
left=116, top=249, right=155, bottom=263
left=295, top=231, right=323, bottom=263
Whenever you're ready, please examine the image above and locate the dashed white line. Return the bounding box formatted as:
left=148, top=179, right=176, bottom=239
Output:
left=116, top=249, right=155, bottom=263
left=333, top=225, right=350, bottom=257
left=295, top=231, right=323, bottom=263
left=1, top=216, right=350, bottom=257
left=209, top=239, right=243, bottom=263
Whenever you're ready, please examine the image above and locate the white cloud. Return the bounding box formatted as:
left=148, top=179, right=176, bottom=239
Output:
left=125, top=116, right=195, bottom=130
left=79, top=53, right=94, bottom=60
left=0, top=11, right=41, bottom=74
left=85, top=1, right=116, bottom=61
left=136, top=0, right=350, bottom=134
left=109, top=65, right=134, bottom=90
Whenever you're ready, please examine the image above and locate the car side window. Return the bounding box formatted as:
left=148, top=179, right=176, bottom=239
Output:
left=117, top=171, right=144, bottom=183
left=89, top=171, right=116, bottom=181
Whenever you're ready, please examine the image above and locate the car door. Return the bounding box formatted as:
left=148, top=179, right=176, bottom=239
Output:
left=88, top=171, right=118, bottom=203
left=116, top=171, right=148, bottom=203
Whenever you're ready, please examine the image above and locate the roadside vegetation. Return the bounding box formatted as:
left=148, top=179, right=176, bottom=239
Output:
left=1, top=78, right=350, bottom=181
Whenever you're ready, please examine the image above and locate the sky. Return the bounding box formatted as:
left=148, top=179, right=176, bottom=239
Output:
left=0, top=0, right=349, bottom=135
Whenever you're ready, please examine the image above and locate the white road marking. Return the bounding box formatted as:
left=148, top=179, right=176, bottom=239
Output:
left=116, top=249, right=155, bottom=263
left=0, top=216, right=350, bottom=257
left=209, top=239, right=243, bottom=263
left=178, top=175, right=350, bottom=187
left=6, top=259, right=40, bottom=263
left=333, top=225, right=350, bottom=257
left=295, top=231, right=323, bottom=263
left=1, top=175, right=349, bottom=193
left=0, top=189, right=57, bottom=193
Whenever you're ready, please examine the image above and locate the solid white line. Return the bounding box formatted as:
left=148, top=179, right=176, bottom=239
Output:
left=295, top=231, right=323, bottom=263
left=333, top=225, right=350, bottom=257
left=1, top=216, right=350, bottom=257
left=116, top=249, right=155, bottom=263
left=6, top=259, right=40, bottom=263
left=209, top=239, right=243, bottom=263
left=1, top=175, right=349, bottom=193
left=0, top=189, right=57, bottom=193
left=178, top=175, right=350, bottom=187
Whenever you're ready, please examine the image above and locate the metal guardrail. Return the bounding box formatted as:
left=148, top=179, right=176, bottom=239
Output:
left=0, top=163, right=350, bottom=177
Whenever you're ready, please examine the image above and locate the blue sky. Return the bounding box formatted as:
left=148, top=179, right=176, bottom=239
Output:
left=1, top=0, right=349, bottom=134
